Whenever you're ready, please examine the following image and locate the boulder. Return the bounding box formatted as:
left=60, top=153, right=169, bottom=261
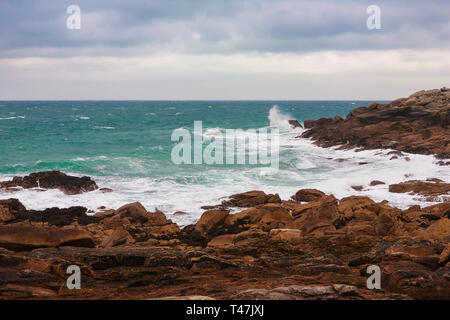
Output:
left=116, top=202, right=148, bottom=219
left=222, top=190, right=280, bottom=207
left=288, top=120, right=303, bottom=128
left=194, top=210, right=230, bottom=238
left=370, top=180, right=385, bottom=186
left=100, top=227, right=133, bottom=248
left=293, top=195, right=339, bottom=235
left=0, top=171, right=98, bottom=195
left=417, top=219, right=450, bottom=242
left=0, top=225, right=94, bottom=251
left=14, top=206, right=98, bottom=227
left=389, top=180, right=450, bottom=197
left=291, top=189, right=325, bottom=202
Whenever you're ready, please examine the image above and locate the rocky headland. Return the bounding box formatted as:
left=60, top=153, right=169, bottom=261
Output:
left=301, top=88, right=450, bottom=159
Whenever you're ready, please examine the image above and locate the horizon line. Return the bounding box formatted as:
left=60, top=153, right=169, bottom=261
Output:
left=0, top=98, right=389, bottom=102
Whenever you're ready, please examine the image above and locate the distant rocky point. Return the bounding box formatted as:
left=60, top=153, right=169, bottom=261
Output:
left=301, top=87, right=450, bottom=159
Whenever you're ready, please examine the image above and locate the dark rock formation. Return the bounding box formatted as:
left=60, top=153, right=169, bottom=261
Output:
left=0, top=171, right=98, bottom=195
left=288, top=120, right=303, bottom=128
left=301, top=88, right=450, bottom=158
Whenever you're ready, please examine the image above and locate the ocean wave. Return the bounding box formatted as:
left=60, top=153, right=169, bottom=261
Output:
left=94, top=126, right=115, bottom=130
left=0, top=116, right=25, bottom=120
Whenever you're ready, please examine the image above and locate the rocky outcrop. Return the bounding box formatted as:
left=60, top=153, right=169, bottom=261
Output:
left=301, top=88, right=450, bottom=158
left=291, top=189, right=326, bottom=202
left=0, top=225, right=94, bottom=251
left=0, top=171, right=98, bottom=194
left=389, top=180, right=450, bottom=202
left=288, top=120, right=303, bottom=128
left=0, top=189, right=449, bottom=300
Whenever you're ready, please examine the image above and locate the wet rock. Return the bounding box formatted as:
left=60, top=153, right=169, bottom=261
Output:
left=116, top=202, right=148, bottom=219
left=291, top=189, right=326, bottom=202
left=0, top=171, right=98, bottom=195
left=222, top=190, right=281, bottom=207
left=389, top=180, right=450, bottom=197
left=14, top=206, right=98, bottom=227
left=301, top=88, right=450, bottom=158
left=288, top=120, right=303, bottom=128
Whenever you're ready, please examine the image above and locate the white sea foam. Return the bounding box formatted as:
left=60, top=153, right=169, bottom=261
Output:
left=0, top=107, right=448, bottom=227
left=94, top=126, right=115, bottom=130
left=0, top=116, right=25, bottom=120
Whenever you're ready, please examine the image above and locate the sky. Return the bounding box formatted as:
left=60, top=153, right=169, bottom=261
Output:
left=0, top=0, right=449, bottom=100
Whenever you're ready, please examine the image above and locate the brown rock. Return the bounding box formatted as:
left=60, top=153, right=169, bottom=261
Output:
left=417, top=219, right=450, bottom=242
left=288, top=120, right=303, bottom=128
left=293, top=195, right=338, bottom=235
left=291, top=189, right=326, bottom=202
left=389, top=180, right=450, bottom=197
left=439, top=245, right=450, bottom=265
left=303, top=120, right=317, bottom=129
left=195, top=210, right=229, bottom=238
left=207, top=234, right=235, bottom=247
left=222, top=190, right=280, bottom=207
left=370, top=180, right=385, bottom=186
left=0, top=206, right=15, bottom=223
left=116, top=202, right=148, bottom=219
left=269, top=228, right=302, bottom=244
left=0, top=171, right=98, bottom=195
left=300, top=88, right=450, bottom=158
left=0, top=225, right=94, bottom=251
left=100, top=227, right=133, bottom=248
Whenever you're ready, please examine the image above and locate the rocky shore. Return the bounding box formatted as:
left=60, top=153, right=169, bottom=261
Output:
left=301, top=88, right=450, bottom=159
left=0, top=185, right=449, bottom=300
left=0, top=89, right=449, bottom=300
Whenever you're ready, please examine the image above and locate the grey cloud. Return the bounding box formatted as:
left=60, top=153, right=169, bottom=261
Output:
left=0, top=0, right=449, bottom=57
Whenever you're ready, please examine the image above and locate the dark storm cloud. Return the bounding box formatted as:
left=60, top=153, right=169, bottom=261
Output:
left=0, top=0, right=449, bottom=57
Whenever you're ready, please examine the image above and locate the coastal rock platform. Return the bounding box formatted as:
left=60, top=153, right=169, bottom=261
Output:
left=0, top=189, right=448, bottom=300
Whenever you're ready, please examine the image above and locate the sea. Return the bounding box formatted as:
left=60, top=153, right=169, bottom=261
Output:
left=0, top=100, right=448, bottom=226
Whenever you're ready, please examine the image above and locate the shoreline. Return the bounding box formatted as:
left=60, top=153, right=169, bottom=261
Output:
left=0, top=175, right=449, bottom=299
left=0, top=88, right=449, bottom=300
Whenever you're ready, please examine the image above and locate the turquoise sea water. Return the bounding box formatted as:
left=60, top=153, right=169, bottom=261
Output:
left=0, top=100, right=447, bottom=225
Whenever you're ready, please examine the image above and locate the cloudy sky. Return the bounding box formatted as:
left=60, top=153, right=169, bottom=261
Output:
left=0, top=0, right=449, bottom=100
